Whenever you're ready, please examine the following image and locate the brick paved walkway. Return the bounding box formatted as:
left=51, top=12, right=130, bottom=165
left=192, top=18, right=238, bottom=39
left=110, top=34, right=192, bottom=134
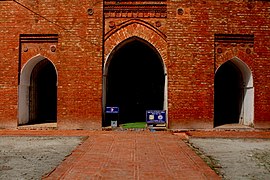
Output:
left=35, top=131, right=218, bottom=180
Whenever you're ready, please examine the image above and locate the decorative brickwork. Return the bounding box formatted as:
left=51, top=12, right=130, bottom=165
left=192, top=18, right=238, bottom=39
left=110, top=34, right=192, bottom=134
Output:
left=214, top=34, right=255, bottom=70
left=104, top=19, right=167, bottom=61
left=19, top=34, right=58, bottom=82
left=104, top=4, right=167, bottom=18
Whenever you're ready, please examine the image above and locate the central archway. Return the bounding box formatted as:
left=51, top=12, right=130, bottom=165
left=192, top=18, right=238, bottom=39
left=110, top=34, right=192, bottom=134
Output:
left=103, top=37, right=165, bottom=126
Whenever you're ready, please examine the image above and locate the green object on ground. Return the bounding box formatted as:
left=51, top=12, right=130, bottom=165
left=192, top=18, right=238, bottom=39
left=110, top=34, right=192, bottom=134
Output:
left=121, top=122, right=146, bottom=129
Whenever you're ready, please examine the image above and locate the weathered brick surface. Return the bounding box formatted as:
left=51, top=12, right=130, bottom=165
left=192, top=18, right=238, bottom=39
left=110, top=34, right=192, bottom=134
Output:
left=0, top=0, right=270, bottom=129
left=167, top=0, right=270, bottom=129
left=0, top=0, right=103, bottom=129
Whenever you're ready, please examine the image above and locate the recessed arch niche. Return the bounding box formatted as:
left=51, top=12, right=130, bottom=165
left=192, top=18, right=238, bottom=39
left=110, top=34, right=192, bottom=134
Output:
left=18, top=55, right=58, bottom=125
left=214, top=57, right=254, bottom=127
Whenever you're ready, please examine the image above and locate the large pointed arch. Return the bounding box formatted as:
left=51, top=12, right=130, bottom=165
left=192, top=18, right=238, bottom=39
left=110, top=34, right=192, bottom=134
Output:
left=214, top=57, right=254, bottom=127
left=18, top=54, right=58, bottom=125
left=104, top=20, right=167, bottom=67
left=103, top=36, right=167, bottom=126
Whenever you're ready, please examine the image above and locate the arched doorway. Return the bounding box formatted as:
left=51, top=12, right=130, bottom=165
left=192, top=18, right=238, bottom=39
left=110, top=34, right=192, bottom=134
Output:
left=214, top=58, right=254, bottom=127
left=104, top=37, right=165, bottom=126
left=19, top=55, right=57, bottom=125
left=29, top=59, right=57, bottom=124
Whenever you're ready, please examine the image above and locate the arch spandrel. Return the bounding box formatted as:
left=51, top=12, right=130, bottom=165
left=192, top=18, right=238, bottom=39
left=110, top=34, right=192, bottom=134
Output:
left=20, top=54, right=58, bottom=86
left=104, top=20, right=167, bottom=69
left=215, top=48, right=254, bottom=74
left=104, top=36, right=166, bottom=75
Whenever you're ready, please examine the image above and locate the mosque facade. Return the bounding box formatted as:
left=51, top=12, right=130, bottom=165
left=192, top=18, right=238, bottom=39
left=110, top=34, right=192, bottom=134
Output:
left=0, top=0, right=270, bottom=129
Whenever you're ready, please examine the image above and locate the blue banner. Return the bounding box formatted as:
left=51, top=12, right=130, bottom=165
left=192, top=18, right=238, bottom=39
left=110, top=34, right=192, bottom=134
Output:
left=146, top=110, right=166, bottom=124
left=105, top=107, right=119, bottom=114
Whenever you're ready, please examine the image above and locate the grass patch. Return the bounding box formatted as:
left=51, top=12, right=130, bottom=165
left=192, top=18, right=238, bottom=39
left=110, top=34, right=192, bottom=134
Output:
left=121, top=122, right=147, bottom=129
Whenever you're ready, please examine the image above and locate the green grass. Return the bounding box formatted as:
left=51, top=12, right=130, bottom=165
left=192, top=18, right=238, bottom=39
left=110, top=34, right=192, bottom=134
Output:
left=121, top=122, right=147, bottom=129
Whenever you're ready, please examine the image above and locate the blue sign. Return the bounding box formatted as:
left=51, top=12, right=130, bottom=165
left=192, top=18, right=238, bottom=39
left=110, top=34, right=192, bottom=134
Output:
left=105, top=107, right=119, bottom=114
left=146, top=110, right=166, bottom=124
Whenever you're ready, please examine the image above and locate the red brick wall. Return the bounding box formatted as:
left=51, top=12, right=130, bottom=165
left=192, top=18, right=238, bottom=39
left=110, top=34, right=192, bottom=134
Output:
left=0, top=0, right=103, bottom=129
left=167, top=0, right=270, bottom=129
left=0, top=0, right=270, bottom=129
left=0, top=1, right=21, bottom=129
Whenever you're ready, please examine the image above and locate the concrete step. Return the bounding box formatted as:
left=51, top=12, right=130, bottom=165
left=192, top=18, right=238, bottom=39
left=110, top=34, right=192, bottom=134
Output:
left=17, top=123, right=57, bottom=130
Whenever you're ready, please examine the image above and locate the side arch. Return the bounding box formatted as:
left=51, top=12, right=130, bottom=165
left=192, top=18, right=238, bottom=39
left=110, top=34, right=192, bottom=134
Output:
left=214, top=57, right=254, bottom=127
left=18, top=54, right=58, bottom=125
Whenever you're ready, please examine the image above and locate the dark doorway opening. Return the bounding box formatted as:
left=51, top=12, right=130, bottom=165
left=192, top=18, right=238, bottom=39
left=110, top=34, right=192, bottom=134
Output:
left=104, top=38, right=165, bottom=126
left=29, top=59, right=57, bottom=124
left=214, top=61, right=243, bottom=127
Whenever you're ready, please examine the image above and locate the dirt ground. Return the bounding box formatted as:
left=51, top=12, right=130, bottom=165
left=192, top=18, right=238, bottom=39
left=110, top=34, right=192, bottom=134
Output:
left=0, top=136, right=84, bottom=179
left=188, top=138, right=270, bottom=180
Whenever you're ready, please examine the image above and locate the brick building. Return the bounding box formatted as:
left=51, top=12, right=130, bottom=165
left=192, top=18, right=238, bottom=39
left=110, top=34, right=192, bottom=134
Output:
left=0, top=0, right=270, bottom=130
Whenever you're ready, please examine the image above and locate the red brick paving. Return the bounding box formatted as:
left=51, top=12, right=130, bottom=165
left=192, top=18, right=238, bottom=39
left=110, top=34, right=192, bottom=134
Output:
left=44, top=131, right=219, bottom=180
left=2, top=129, right=270, bottom=179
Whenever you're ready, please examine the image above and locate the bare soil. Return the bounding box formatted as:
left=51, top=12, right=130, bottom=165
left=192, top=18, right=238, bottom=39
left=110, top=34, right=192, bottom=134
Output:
left=0, top=136, right=84, bottom=180
left=188, top=138, right=270, bottom=180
